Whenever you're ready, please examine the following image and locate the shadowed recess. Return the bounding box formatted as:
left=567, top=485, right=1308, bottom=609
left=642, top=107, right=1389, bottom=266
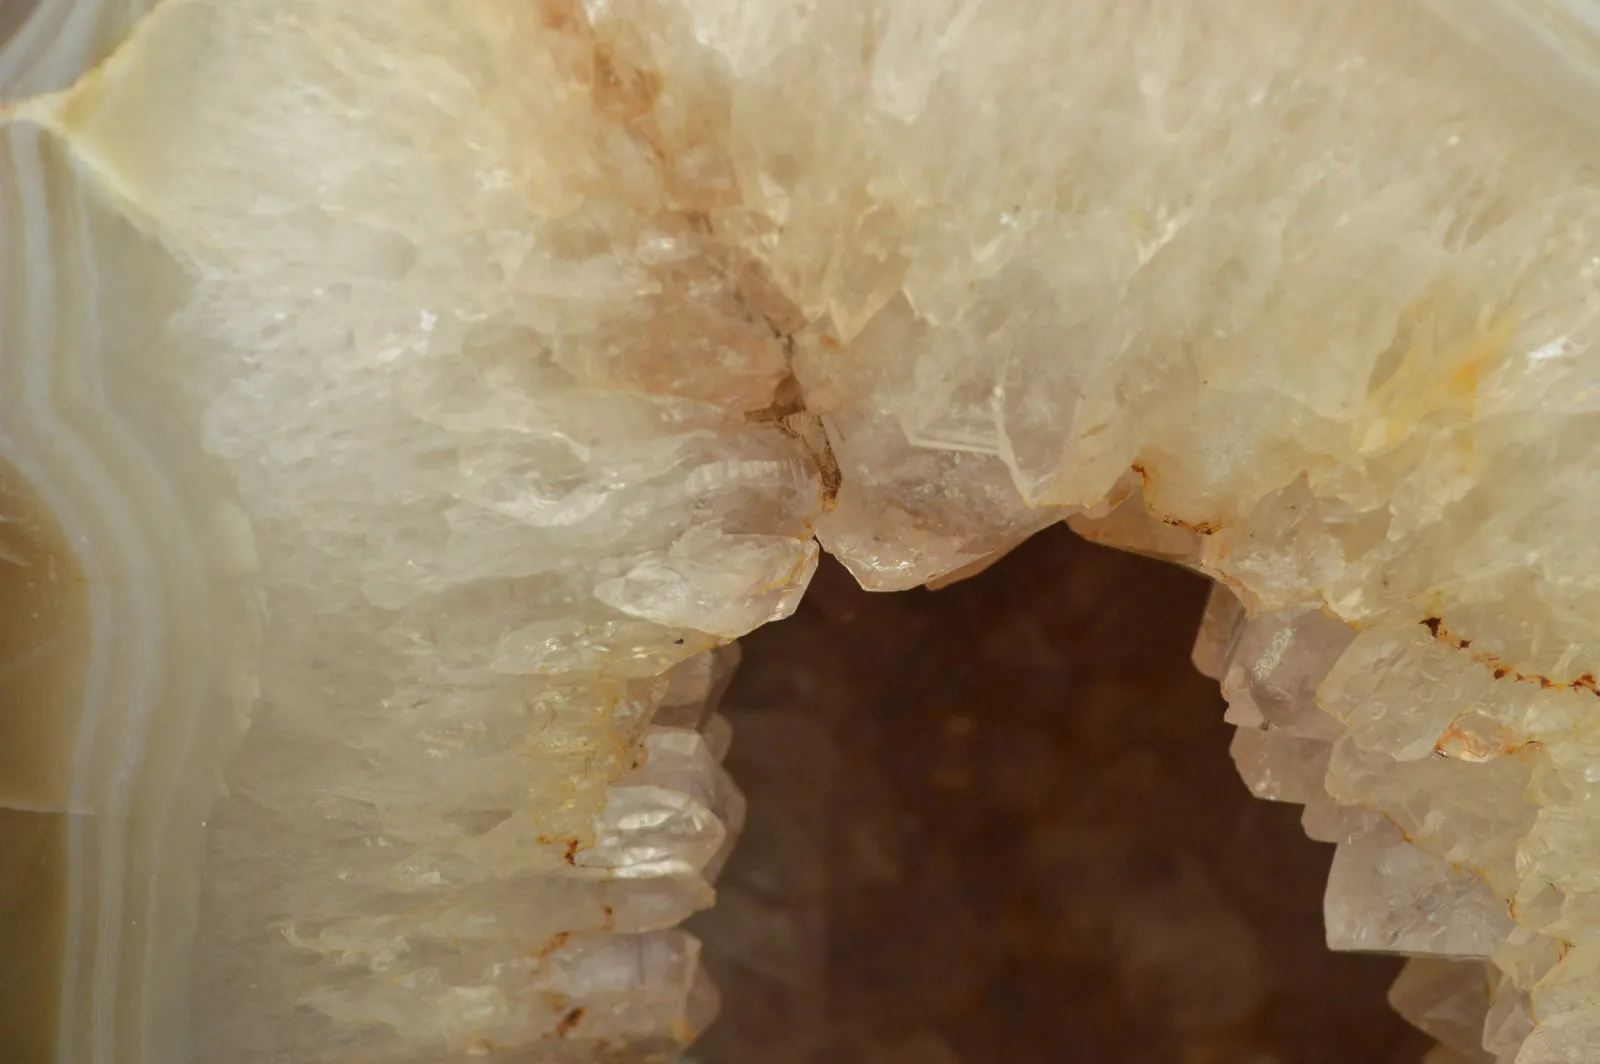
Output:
left=696, top=526, right=1432, bottom=1063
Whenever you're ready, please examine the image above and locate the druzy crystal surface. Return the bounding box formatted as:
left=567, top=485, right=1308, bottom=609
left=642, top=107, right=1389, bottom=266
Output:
left=3, top=0, right=1599, bottom=1061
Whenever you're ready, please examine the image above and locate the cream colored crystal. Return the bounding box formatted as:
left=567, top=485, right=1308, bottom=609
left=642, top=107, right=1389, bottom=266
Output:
left=1390, top=957, right=1497, bottom=1061
left=5, top=0, right=1600, bottom=1060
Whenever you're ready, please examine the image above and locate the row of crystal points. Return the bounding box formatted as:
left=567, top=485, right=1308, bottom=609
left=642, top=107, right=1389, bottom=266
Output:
left=1195, top=584, right=1544, bottom=1064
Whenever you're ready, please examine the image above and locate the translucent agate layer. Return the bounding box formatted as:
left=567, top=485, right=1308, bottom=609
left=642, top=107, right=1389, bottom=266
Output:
left=3, top=0, right=1600, bottom=1061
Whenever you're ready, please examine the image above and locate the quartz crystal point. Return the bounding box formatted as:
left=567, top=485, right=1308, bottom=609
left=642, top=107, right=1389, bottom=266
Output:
left=4, top=0, right=1600, bottom=1061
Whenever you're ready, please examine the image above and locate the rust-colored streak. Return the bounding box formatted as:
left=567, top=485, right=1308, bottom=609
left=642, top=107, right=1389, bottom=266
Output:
left=1159, top=514, right=1219, bottom=536
left=533, top=931, right=570, bottom=963
left=746, top=373, right=842, bottom=512
left=590, top=42, right=662, bottom=127
left=537, top=0, right=582, bottom=31
left=815, top=444, right=843, bottom=511
left=1420, top=616, right=1600, bottom=698
left=1131, top=462, right=1220, bottom=535
left=555, top=1006, right=587, bottom=1038
left=1433, top=721, right=1519, bottom=761
left=564, top=838, right=580, bottom=865
left=744, top=374, right=806, bottom=423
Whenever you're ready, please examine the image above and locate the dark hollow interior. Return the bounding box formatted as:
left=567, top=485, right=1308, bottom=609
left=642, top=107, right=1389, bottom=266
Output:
left=693, top=525, right=1430, bottom=1064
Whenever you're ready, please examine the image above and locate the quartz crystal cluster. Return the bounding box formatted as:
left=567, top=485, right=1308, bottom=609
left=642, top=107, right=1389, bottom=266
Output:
left=3, top=0, right=1600, bottom=1061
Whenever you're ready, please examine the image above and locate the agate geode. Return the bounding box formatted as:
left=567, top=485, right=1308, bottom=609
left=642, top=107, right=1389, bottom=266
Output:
left=4, top=1, right=1600, bottom=1061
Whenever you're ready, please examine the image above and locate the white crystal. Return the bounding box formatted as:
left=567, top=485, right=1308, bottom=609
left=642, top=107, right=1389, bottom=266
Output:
left=1190, top=583, right=1245, bottom=682
left=1220, top=606, right=1352, bottom=741
left=1326, top=822, right=1514, bottom=960
left=1227, top=727, right=1330, bottom=805
left=1388, top=958, right=1494, bottom=1058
